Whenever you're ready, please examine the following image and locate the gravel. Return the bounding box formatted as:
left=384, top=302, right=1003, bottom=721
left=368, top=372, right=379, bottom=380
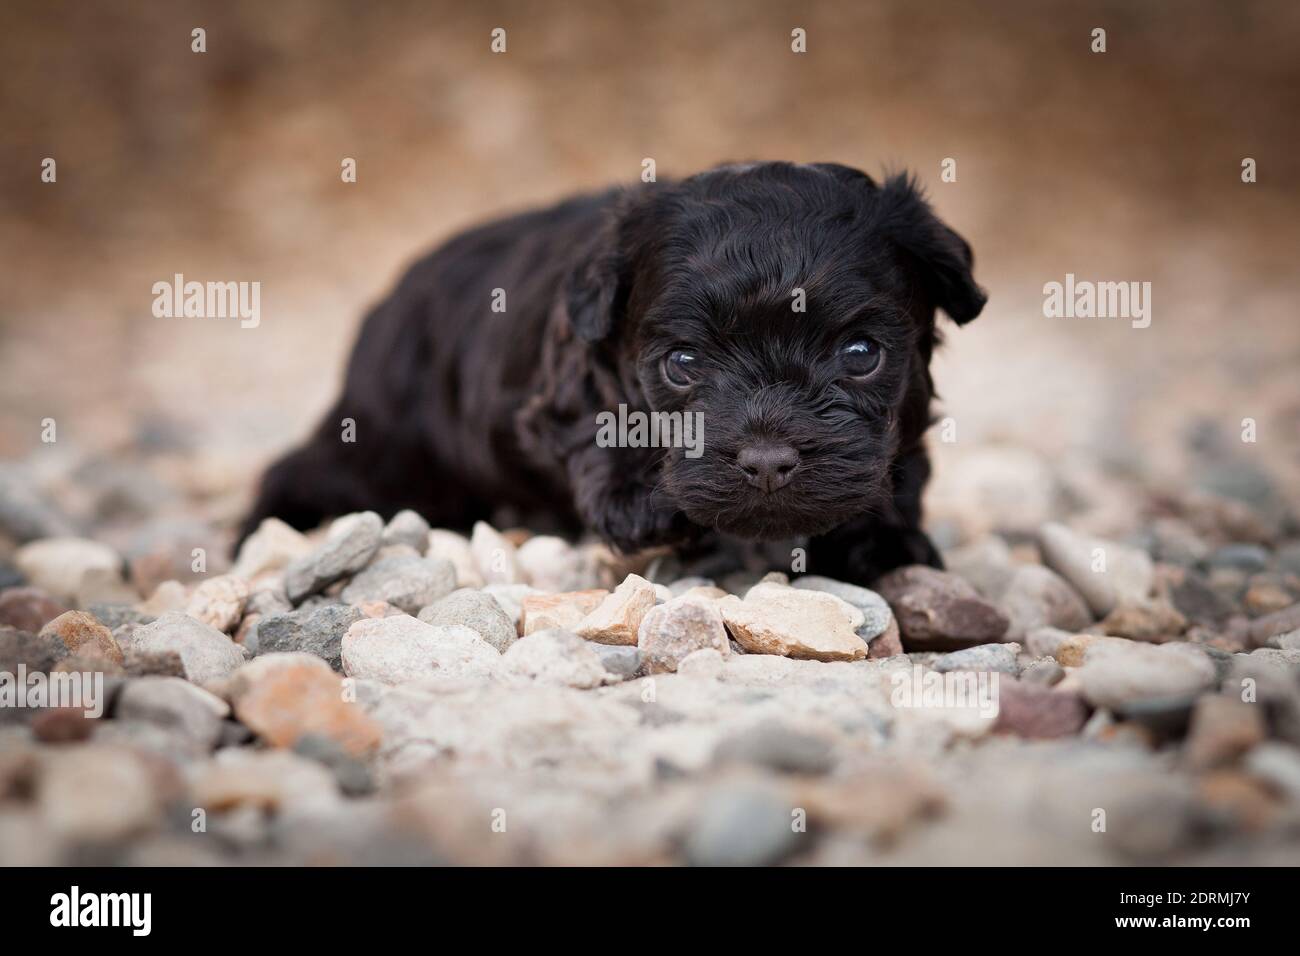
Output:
left=6, top=490, right=1300, bottom=866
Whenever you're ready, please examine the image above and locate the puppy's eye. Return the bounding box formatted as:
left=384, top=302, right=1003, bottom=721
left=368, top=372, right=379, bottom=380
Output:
left=840, top=339, right=883, bottom=380
left=662, top=349, right=699, bottom=389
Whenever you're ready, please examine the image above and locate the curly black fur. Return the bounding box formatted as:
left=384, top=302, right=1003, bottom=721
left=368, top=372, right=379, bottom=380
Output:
left=239, top=161, right=986, bottom=585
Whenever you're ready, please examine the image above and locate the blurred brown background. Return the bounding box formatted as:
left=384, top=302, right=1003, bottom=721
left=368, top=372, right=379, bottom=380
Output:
left=2, top=0, right=1297, bottom=544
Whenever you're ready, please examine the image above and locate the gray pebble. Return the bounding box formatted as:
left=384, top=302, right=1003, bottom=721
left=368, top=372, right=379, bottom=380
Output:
left=932, top=642, right=1021, bottom=675
left=341, top=555, right=455, bottom=614
left=256, top=604, right=362, bottom=671
left=381, top=509, right=431, bottom=553
left=590, top=642, right=641, bottom=679
left=284, top=511, right=383, bottom=603
left=684, top=782, right=802, bottom=866
left=1207, top=544, right=1271, bottom=574
left=712, top=720, right=837, bottom=775
left=418, top=588, right=516, bottom=653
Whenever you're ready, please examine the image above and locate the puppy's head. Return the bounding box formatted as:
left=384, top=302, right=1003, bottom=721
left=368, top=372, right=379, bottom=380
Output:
left=562, top=162, right=986, bottom=542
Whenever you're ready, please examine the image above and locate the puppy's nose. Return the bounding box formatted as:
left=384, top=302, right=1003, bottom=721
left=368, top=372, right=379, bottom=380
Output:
left=737, top=442, right=800, bottom=493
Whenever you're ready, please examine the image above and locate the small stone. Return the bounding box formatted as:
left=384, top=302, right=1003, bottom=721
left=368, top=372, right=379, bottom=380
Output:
left=1148, top=518, right=1210, bottom=567
left=575, top=574, right=658, bottom=646
left=993, top=680, right=1088, bottom=738
left=227, top=652, right=383, bottom=757
left=245, top=587, right=292, bottom=618
left=137, top=580, right=188, bottom=617
left=1276, top=541, right=1300, bottom=577
left=516, top=535, right=581, bottom=591
left=427, top=529, right=484, bottom=588
left=131, top=611, right=248, bottom=684
left=87, top=604, right=155, bottom=631
left=0, top=587, right=68, bottom=633
left=1037, top=522, right=1153, bottom=617
left=668, top=576, right=716, bottom=595
left=791, top=575, right=893, bottom=640
left=1208, top=543, right=1271, bottom=573
left=0, top=564, right=22, bottom=591
left=39, top=611, right=123, bottom=666
left=1247, top=603, right=1300, bottom=648
left=1170, top=571, right=1238, bottom=627
left=1196, top=770, right=1283, bottom=833
left=418, top=589, right=516, bottom=653
left=116, top=676, right=229, bottom=749
left=190, top=748, right=341, bottom=814
left=74, top=567, right=139, bottom=607
left=941, top=535, right=1015, bottom=599
left=680, top=585, right=729, bottom=602
left=520, top=589, right=608, bottom=635
left=357, top=600, right=405, bottom=618
left=256, top=604, right=362, bottom=671
left=677, top=647, right=726, bottom=677
left=481, top=584, right=540, bottom=631
left=637, top=595, right=730, bottom=674
left=284, top=511, right=383, bottom=603
left=1025, top=626, right=1073, bottom=660
left=684, top=782, right=801, bottom=866
left=713, top=720, right=837, bottom=775
left=1021, top=659, right=1065, bottom=686
left=1207, top=566, right=1248, bottom=604
left=14, top=537, right=122, bottom=603
left=867, top=616, right=903, bottom=659
left=1183, top=695, right=1267, bottom=770
left=932, top=642, right=1020, bottom=674
left=501, top=629, right=611, bottom=688
left=997, top=565, right=1092, bottom=640
left=717, top=582, right=867, bottom=661
left=373, top=543, right=420, bottom=562
left=470, top=521, right=522, bottom=585
left=1244, top=581, right=1295, bottom=617
left=184, top=574, right=250, bottom=633
left=38, top=744, right=169, bottom=842
left=0, top=471, right=76, bottom=542
left=292, top=733, right=374, bottom=796
left=1100, top=599, right=1188, bottom=643
left=590, top=643, right=641, bottom=679
left=52, top=651, right=123, bottom=678
left=381, top=509, right=430, bottom=553
left=121, top=648, right=186, bottom=678
left=234, top=614, right=260, bottom=650
left=0, top=626, right=68, bottom=672
left=1035, top=631, right=1133, bottom=667
left=1077, top=642, right=1217, bottom=710
left=340, top=555, right=456, bottom=614
left=1244, top=743, right=1300, bottom=801
left=341, top=615, right=501, bottom=684
left=31, top=707, right=96, bottom=743
left=875, top=565, right=1010, bottom=651
left=232, top=517, right=312, bottom=580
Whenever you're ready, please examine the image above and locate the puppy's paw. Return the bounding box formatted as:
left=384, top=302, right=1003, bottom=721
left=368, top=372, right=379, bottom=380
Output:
left=593, top=492, right=694, bottom=555
left=810, top=523, right=942, bottom=586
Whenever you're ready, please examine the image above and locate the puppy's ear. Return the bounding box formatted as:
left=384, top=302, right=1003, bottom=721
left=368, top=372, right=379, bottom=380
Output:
left=878, top=174, right=987, bottom=325
left=561, top=202, right=636, bottom=343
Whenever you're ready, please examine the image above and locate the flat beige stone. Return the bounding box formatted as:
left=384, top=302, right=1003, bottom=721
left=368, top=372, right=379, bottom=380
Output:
left=717, top=582, right=867, bottom=662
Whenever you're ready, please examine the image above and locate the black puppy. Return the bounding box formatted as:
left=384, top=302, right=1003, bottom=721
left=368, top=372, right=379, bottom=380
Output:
left=239, top=162, right=986, bottom=584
